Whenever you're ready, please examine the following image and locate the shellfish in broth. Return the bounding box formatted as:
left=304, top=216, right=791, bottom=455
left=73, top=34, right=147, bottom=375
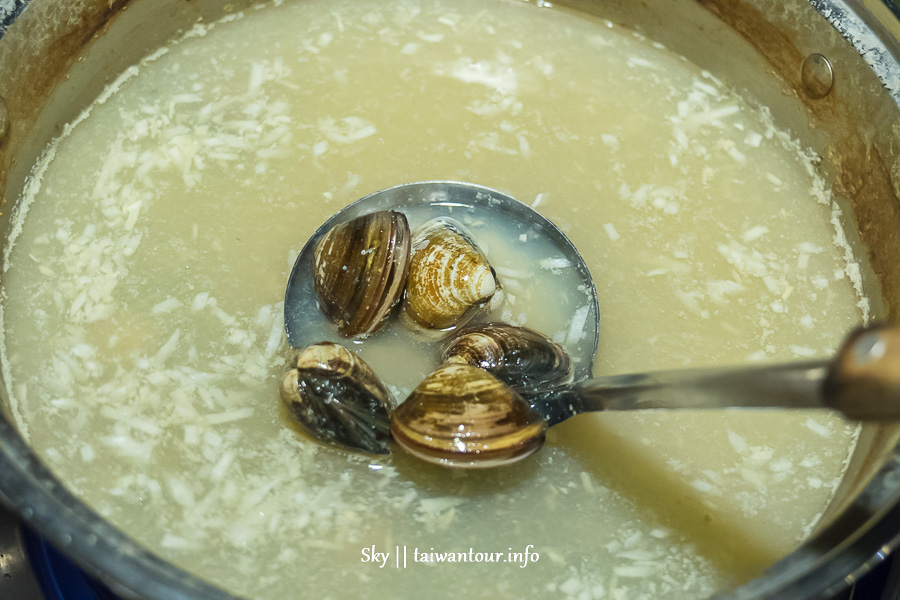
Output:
left=281, top=342, right=395, bottom=454
left=402, top=217, right=502, bottom=336
left=443, top=322, right=573, bottom=396
left=313, top=210, right=411, bottom=337
left=391, top=363, right=547, bottom=468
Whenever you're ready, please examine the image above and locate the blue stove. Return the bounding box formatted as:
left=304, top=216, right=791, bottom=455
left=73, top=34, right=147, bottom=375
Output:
left=1, top=504, right=117, bottom=600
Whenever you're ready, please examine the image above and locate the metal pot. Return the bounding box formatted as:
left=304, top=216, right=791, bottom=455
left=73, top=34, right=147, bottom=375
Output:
left=1, top=0, right=900, bottom=598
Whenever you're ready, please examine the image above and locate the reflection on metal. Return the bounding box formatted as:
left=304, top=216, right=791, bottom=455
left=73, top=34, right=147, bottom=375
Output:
left=0, top=504, right=46, bottom=600
left=801, top=53, right=835, bottom=99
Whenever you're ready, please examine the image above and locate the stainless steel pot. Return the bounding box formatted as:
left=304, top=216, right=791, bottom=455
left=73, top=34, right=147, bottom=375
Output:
left=2, top=1, right=900, bottom=598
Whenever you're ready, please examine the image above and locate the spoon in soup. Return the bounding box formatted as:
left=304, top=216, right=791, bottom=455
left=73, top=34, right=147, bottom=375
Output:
left=283, top=182, right=900, bottom=469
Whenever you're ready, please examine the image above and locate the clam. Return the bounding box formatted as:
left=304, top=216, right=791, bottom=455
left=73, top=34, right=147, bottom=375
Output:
left=443, top=322, right=573, bottom=394
left=391, top=363, right=546, bottom=468
left=280, top=342, right=395, bottom=454
left=314, top=210, right=411, bottom=337
left=402, top=217, right=501, bottom=336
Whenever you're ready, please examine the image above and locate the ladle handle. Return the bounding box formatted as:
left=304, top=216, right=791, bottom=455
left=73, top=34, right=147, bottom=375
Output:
left=824, top=325, right=900, bottom=420
left=548, top=325, right=900, bottom=423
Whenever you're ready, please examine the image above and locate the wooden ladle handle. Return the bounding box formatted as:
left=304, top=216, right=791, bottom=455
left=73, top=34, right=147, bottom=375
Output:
left=825, top=325, right=900, bottom=420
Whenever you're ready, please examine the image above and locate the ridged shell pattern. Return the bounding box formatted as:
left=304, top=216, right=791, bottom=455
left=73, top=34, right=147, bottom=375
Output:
left=402, top=217, right=500, bottom=334
left=390, top=363, right=547, bottom=468
left=313, top=210, right=410, bottom=337
left=443, top=322, right=573, bottom=394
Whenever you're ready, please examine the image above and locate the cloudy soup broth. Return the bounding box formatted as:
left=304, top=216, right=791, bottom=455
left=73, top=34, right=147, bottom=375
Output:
left=0, top=0, right=873, bottom=598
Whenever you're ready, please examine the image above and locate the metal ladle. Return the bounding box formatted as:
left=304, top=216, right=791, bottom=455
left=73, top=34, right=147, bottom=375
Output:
left=537, top=324, right=900, bottom=425
left=284, top=182, right=900, bottom=468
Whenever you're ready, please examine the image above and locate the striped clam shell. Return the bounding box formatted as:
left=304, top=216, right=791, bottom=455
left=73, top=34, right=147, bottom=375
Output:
left=391, top=363, right=546, bottom=468
left=443, top=322, right=572, bottom=395
left=402, top=217, right=501, bottom=336
left=313, top=210, right=410, bottom=337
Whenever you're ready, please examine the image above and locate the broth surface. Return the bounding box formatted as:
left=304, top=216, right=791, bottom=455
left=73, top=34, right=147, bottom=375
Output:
left=0, top=0, right=870, bottom=598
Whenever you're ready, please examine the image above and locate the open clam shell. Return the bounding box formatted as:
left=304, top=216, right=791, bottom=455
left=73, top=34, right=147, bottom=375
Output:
left=313, top=210, right=411, bottom=337
left=280, top=342, right=395, bottom=454
left=401, top=217, right=501, bottom=336
left=443, top=322, right=573, bottom=394
left=391, top=363, right=546, bottom=468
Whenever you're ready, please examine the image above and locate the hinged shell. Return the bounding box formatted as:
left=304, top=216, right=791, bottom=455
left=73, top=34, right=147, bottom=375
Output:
left=314, top=210, right=411, bottom=337
left=443, top=322, right=573, bottom=394
left=281, top=342, right=395, bottom=454
left=402, top=217, right=501, bottom=336
left=391, top=363, right=546, bottom=468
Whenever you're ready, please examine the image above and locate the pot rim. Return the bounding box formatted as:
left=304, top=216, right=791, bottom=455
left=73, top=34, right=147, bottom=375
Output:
left=2, top=1, right=900, bottom=599
left=0, top=414, right=238, bottom=600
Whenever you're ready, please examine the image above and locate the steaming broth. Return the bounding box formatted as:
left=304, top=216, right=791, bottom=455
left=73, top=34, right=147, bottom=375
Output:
left=1, top=0, right=869, bottom=598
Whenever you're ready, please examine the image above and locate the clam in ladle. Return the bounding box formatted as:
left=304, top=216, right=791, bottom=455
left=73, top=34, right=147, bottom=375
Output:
left=282, top=181, right=600, bottom=455
left=284, top=181, right=600, bottom=356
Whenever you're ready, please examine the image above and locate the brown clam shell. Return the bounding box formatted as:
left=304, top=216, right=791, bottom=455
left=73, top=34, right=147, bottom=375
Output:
left=443, top=322, right=573, bottom=394
left=391, top=364, right=546, bottom=468
left=402, top=217, right=500, bottom=335
left=314, top=210, right=411, bottom=337
left=281, top=342, right=395, bottom=454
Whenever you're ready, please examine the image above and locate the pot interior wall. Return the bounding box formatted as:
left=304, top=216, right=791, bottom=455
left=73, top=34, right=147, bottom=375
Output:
left=1, top=0, right=900, bottom=589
